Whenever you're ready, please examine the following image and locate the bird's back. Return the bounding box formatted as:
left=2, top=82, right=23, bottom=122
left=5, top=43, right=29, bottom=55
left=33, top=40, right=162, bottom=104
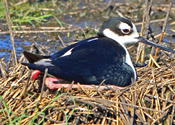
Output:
left=23, top=36, right=135, bottom=87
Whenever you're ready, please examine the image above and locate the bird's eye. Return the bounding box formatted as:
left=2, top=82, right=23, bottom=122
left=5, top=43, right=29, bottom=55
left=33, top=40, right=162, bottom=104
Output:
left=121, top=29, right=130, bottom=34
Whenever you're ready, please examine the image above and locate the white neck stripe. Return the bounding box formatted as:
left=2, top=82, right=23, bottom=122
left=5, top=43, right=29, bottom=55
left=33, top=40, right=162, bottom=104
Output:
left=103, top=29, right=137, bottom=81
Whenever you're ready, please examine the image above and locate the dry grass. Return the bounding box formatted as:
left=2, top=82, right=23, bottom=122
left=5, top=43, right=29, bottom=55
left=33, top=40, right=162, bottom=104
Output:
left=0, top=52, right=175, bottom=124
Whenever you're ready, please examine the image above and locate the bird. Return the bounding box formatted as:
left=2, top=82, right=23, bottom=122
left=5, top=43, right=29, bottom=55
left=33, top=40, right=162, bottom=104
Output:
left=22, top=17, right=175, bottom=90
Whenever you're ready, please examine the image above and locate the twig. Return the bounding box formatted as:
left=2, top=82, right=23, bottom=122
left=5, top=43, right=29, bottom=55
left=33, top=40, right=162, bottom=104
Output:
left=130, top=89, right=136, bottom=125
left=153, top=3, right=172, bottom=59
left=0, top=28, right=81, bottom=35
left=58, top=35, right=66, bottom=47
left=149, top=54, right=161, bottom=68
left=39, top=68, right=48, bottom=101
left=169, top=105, right=175, bottom=124
left=3, top=0, right=17, bottom=65
left=149, top=3, right=172, bottom=67
left=136, top=0, right=153, bottom=64
left=0, top=59, right=7, bottom=80
left=152, top=110, right=169, bottom=124
left=21, top=70, right=32, bottom=97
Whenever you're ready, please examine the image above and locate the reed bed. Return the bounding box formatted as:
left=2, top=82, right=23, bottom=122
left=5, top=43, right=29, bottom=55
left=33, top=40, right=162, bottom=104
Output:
left=0, top=48, right=175, bottom=125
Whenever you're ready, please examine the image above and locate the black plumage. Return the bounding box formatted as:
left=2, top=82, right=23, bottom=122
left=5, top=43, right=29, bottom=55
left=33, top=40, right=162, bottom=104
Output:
left=23, top=36, right=134, bottom=87
left=23, top=17, right=175, bottom=88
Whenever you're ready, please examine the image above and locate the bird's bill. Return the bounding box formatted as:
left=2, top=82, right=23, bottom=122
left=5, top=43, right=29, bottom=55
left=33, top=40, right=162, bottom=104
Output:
left=137, top=36, right=175, bottom=53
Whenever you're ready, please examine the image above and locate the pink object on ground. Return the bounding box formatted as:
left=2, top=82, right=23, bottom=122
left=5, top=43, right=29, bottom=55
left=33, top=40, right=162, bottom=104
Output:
left=31, top=70, right=41, bottom=80
left=31, top=70, right=125, bottom=90
left=45, top=76, right=126, bottom=90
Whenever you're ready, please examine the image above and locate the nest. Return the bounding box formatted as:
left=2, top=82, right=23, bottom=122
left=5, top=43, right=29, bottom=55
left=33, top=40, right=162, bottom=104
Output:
left=0, top=53, right=175, bottom=125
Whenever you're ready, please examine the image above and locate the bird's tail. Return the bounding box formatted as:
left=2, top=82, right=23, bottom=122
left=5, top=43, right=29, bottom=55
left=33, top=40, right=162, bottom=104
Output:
left=23, top=51, right=50, bottom=63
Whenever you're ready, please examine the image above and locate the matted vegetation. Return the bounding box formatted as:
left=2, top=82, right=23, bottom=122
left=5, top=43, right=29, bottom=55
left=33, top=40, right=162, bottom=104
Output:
left=0, top=0, right=175, bottom=124
left=0, top=53, right=175, bottom=124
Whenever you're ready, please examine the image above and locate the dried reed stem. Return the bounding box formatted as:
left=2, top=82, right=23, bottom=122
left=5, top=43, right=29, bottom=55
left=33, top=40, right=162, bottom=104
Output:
left=136, top=0, right=152, bottom=64
left=40, top=68, right=48, bottom=101
left=0, top=59, right=7, bottom=80
left=3, top=0, right=17, bottom=65
left=149, top=3, right=172, bottom=67
left=153, top=3, right=172, bottom=58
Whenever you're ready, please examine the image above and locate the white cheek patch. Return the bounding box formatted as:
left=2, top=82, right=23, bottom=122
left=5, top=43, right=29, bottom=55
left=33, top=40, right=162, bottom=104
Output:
left=119, top=22, right=131, bottom=31
left=60, top=48, right=73, bottom=57
left=34, top=59, right=54, bottom=66
left=103, top=27, right=139, bottom=45
left=103, top=29, right=129, bottom=45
